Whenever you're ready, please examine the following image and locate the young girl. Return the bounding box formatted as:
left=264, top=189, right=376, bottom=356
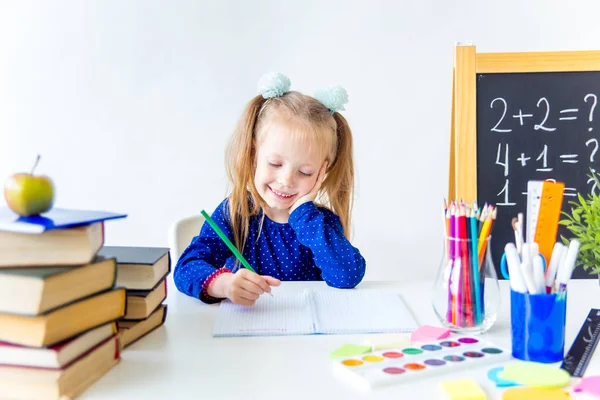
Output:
left=174, top=72, right=366, bottom=305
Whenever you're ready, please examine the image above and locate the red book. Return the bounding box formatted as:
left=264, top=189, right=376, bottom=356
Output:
left=0, top=335, right=120, bottom=400
left=0, top=322, right=115, bottom=368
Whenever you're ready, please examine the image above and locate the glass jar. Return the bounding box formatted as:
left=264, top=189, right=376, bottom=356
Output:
left=432, top=236, right=500, bottom=334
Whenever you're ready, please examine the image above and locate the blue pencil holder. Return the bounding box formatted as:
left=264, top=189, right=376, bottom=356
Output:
left=510, top=289, right=566, bottom=363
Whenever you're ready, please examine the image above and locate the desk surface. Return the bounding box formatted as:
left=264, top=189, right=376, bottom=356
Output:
left=83, top=279, right=600, bottom=399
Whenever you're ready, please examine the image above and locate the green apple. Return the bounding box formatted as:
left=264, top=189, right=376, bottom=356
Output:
left=4, top=155, right=55, bottom=216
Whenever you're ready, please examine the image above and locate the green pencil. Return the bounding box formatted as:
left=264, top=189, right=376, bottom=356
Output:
left=200, top=210, right=256, bottom=273
left=200, top=210, right=273, bottom=297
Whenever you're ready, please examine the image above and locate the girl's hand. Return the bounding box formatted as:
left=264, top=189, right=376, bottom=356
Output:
left=223, top=269, right=281, bottom=306
left=290, top=161, right=328, bottom=214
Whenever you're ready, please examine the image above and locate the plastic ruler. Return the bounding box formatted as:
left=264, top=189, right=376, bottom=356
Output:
left=561, top=308, right=600, bottom=377
left=526, top=181, right=543, bottom=244
left=533, top=181, right=565, bottom=265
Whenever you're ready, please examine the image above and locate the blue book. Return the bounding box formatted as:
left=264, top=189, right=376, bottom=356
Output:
left=0, top=207, right=127, bottom=234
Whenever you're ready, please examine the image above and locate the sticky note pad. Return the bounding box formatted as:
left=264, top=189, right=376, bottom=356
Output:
left=502, top=387, right=570, bottom=399
left=330, top=344, right=371, bottom=359
left=574, top=376, right=600, bottom=397
left=441, top=379, right=486, bottom=400
left=487, top=367, right=519, bottom=387
left=498, top=362, right=570, bottom=388
left=363, top=334, right=412, bottom=350
left=411, top=325, right=451, bottom=342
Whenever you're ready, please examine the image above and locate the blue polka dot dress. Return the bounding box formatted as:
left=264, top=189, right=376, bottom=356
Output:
left=174, top=199, right=367, bottom=303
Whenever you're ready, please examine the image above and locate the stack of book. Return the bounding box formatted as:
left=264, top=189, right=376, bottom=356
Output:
left=0, top=207, right=127, bottom=400
left=97, top=246, right=170, bottom=349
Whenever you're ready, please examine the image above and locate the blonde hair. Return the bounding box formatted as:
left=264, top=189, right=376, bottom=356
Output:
left=225, top=91, right=355, bottom=254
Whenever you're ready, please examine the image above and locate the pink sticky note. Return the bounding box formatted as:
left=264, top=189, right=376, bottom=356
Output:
left=574, top=376, right=600, bottom=397
left=410, top=325, right=451, bottom=342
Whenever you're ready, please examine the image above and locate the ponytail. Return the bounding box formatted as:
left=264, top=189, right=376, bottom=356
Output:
left=225, top=95, right=268, bottom=255
left=321, top=112, right=354, bottom=239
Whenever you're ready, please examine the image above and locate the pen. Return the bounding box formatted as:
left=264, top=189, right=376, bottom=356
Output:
left=200, top=209, right=273, bottom=297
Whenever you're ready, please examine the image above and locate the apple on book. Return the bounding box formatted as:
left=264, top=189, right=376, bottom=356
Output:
left=4, top=155, right=55, bottom=216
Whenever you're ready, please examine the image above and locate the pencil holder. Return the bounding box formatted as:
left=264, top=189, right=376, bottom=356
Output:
left=510, top=289, right=566, bottom=363
left=432, top=236, right=500, bottom=334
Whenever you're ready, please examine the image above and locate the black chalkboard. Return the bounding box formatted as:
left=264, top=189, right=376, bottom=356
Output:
left=476, top=72, right=600, bottom=279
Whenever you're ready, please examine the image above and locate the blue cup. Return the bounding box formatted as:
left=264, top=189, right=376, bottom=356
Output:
left=510, top=289, right=566, bottom=363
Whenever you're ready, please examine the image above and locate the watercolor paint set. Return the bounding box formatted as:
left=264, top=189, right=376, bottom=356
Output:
left=333, top=336, right=511, bottom=390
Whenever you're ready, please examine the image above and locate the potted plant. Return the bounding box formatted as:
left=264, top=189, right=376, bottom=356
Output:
left=559, top=170, right=600, bottom=279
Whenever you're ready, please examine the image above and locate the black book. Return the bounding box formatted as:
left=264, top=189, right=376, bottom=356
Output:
left=97, top=246, right=171, bottom=290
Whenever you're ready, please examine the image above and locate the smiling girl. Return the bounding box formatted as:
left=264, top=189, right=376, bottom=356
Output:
left=174, top=73, right=366, bottom=305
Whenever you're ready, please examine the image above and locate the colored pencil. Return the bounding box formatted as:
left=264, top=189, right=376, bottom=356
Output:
left=458, top=205, right=470, bottom=327
left=470, top=209, right=481, bottom=325
left=449, top=204, right=457, bottom=325
left=477, top=208, right=493, bottom=266
left=452, top=204, right=463, bottom=328
left=455, top=257, right=463, bottom=328
left=443, top=200, right=499, bottom=329
left=200, top=209, right=256, bottom=273
left=444, top=204, right=453, bottom=323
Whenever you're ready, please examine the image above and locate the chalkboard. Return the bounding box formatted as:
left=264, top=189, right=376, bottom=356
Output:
left=476, top=71, right=600, bottom=279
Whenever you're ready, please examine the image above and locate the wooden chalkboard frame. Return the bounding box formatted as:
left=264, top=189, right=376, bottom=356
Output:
left=448, top=44, right=600, bottom=201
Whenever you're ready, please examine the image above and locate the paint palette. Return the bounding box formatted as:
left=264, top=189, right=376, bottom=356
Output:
left=333, top=336, right=511, bottom=390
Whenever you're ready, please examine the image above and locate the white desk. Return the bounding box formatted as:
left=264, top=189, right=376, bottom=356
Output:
left=83, top=280, right=600, bottom=399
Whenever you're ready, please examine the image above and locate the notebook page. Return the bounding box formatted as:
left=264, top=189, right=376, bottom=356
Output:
left=312, top=290, right=418, bottom=334
left=213, top=290, right=315, bottom=337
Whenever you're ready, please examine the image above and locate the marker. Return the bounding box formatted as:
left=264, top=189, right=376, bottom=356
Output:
left=520, top=243, right=538, bottom=294
left=545, top=243, right=564, bottom=293
left=532, top=256, right=545, bottom=295
left=517, top=212, right=524, bottom=255
left=529, top=242, right=540, bottom=263
left=555, top=249, right=569, bottom=293
left=505, top=243, right=528, bottom=293
left=557, top=239, right=581, bottom=292
left=512, top=213, right=524, bottom=257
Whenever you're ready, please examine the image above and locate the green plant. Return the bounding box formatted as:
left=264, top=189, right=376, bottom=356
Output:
left=559, top=170, right=600, bottom=275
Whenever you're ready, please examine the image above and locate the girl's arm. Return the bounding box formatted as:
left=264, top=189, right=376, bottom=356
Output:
left=173, top=200, right=235, bottom=303
left=288, top=202, right=366, bottom=288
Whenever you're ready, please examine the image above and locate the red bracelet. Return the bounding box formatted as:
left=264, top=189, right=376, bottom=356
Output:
left=200, top=267, right=232, bottom=303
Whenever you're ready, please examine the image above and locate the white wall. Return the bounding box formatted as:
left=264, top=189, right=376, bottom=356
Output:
left=1, top=0, right=599, bottom=281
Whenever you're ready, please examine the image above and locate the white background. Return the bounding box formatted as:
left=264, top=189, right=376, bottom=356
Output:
left=1, top=1, right=599, bottom=281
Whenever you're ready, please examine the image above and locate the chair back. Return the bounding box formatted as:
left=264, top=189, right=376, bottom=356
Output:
left=168, top=214, right=205, bottom=263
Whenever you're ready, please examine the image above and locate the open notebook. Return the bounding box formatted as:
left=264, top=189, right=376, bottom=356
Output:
left=213, top=289, right=418, bottom=337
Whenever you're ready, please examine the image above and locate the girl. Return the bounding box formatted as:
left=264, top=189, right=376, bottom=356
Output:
left=174, top=72, right=366, bottom=305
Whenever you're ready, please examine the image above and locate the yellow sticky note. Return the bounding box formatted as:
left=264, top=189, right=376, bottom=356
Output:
left=502, top=387, right=570, bottom=399
left=363, top=334, right=412, bottom=350
left=329, top=344, right=371, bottom=359
left=498, top=362, right=570, bottom=388
left=441, top=379, right=486, bottom=400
